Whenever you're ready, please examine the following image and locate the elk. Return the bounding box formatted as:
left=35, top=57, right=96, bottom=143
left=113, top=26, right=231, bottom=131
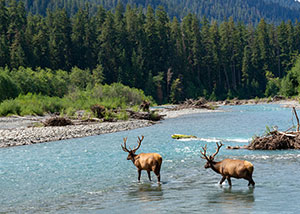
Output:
left=200, top=142, right=255, bottom=187
left=121, top=136, right=163, bottom=183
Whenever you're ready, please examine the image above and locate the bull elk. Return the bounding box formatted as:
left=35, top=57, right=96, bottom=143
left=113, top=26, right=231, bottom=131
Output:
left=121, top=136, right=163, bottom=183
left=200, top=142, right=255, bottom=187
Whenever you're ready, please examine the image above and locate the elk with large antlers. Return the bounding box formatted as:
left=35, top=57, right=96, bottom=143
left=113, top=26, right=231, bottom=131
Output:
left=200, top=142, right=255, bottom=187
left=121, top=136, right=163, bottom=183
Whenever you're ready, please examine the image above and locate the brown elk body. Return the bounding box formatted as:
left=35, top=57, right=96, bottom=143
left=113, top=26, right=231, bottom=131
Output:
left=201, top=142, right=255, bottom=187
left=121, top=136, right=162, bottom=183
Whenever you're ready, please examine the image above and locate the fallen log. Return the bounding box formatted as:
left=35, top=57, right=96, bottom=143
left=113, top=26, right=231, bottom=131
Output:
left=126, top=110, right=164, bottom=121
left=172, top=98, right=217, bottom=110
left=43, top=117, right=73, bottom=126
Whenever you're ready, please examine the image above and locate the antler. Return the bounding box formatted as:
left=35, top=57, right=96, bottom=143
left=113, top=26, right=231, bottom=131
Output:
left=132, top=135, right=144, bottom=153
left=200, top=144, right=210, bottom=161
left=211, top=142, right=223, bottom=159
left=121, top=137, right=130, bottom=152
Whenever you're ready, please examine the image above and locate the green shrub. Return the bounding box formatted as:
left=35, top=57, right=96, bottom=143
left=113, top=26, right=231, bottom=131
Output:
left=0, top=100, right=21, bottom=116
left=116, top=110, right=129, bottom=120
left=265, top=77, right=280, bottom=97
left=0, top=69, right=19, bottom=102
left=0, top=82, right=154, bottom=117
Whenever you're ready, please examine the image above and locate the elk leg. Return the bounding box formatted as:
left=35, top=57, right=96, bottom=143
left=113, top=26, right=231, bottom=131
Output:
left=147, top=170, right=152, bottom=181
left=138, top=169, right=141, bottom=182
left=219, top=176, right=226, bottom=185
left=227, top=177, right=232, bottom=186
left=153, top=164, right=161, bottom=183
left=248, top=178, right=255, bottom=187
left=156, top=173, right=161, bottom=183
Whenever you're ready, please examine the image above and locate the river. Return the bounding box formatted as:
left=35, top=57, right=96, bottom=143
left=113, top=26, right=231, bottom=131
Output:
left=0, top=104, right=300, bottom=213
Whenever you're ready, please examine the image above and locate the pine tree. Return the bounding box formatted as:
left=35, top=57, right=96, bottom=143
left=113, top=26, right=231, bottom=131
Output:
left=71, top=4, right=96, bottom=69
left=208, top=20, right=222, bottom=98
left=114, top=1, right=131, bottom=85
left=0, top=35, right=9, bottom=67
left=7, top=0, right=27, bottom=68
left=10, top=31, right=27, bottom=68
left=97, top=11, right=118, bottom=83
left=144, top=5, right=159, bottom=77
left=32, top=18, right=50, bottom=68
left=0, top=0, right=8, bottom=35
left=47, top=9, right=72, bottom=70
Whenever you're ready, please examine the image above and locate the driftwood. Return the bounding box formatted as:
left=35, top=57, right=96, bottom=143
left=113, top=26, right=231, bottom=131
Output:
left=248, top=130, right=300, bottom=150
left=227, top=107, right=300, bottom=150
left=43, top=117, right=73, bottom=126
left=172, top=98, right=216, bottom=110
left=91, top=104, right=106, bottom=119
left=126, top=110, right=164, bottom=121
left=140, top=100, right=150, bottom=112
left=246, top=107, right=300, bottom=150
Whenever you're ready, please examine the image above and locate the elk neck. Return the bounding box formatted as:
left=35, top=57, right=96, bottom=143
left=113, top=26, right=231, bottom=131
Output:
left=131, top=153, right=140, bottom=164
left=210, top=161, right=222, bottom=174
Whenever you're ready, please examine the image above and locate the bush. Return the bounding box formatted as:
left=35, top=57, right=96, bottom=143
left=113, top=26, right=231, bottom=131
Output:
left=280, top=56, right=300, bottom=97
left=69, top=67, right=91, bottom=90
left=0, top=100, right=21, bottom=116
left=0, top=68, right=19, bottom=102
left=0, top=81, right=154, bottom=117
left=265, top=78, right=280, bottom=97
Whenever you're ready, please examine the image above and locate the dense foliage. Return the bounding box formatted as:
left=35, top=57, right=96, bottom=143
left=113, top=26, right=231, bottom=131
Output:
left=1, top=1, right=300, bottom=106
left=0, top=66, right=151, bottom=116
left=17, top=0, right=300, bottom=25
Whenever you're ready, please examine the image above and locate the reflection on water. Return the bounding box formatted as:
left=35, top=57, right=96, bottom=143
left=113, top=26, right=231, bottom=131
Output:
left=207, top=186, right=255, bottom=214
left=128, top=183, right=163, bottom=202
left=219, top=186, right=255, bottom=203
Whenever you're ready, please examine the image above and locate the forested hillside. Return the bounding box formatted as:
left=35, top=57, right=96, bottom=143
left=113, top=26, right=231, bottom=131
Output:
left=19, top=0, right=300, bottom=24
left=1, top=0, right=300, bottom=104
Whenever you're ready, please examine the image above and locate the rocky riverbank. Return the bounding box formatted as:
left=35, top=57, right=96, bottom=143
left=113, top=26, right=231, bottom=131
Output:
left=0, top=119, right=154, bottom=148
left=0, top=98, right=299, bottom=149
left=0, top=105, right=219, bottom=148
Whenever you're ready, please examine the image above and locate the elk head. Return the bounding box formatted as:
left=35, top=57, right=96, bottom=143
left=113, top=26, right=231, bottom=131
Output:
left=200, top=142, right=223, bottom=168
left=121, top=135, right=144, bottom=161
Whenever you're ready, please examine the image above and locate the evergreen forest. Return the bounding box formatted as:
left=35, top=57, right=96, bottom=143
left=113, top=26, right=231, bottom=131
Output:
left=18, top=0, right=300, bottom=25
left=1, top=0, right=300, bottom=117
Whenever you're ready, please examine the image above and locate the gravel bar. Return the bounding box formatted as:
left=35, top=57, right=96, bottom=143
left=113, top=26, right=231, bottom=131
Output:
left=0, top=119, right=154, bottom=148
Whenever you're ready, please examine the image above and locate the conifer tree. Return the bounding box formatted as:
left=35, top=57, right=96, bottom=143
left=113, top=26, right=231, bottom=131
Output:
left=47, top=9, right=72, bottom=70
left=97, top=12, right=118, bottom=83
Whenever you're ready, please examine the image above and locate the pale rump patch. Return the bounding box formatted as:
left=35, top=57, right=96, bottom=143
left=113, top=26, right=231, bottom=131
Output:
left=244, top=160, right=254, bottom=172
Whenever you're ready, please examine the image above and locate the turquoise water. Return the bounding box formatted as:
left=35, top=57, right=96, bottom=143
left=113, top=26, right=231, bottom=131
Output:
left=1, top=104, right=300, bottom=213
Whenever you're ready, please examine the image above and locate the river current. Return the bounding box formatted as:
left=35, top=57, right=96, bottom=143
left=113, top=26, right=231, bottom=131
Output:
left=1, top=104, right=300, bottom=213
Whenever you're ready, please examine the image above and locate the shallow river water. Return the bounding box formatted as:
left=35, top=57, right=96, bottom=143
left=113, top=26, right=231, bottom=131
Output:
left=1, top=104, right=300, bottom=213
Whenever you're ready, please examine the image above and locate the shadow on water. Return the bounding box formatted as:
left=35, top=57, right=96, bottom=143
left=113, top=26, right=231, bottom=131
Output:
left=128, top=182, right=164, bottom=202
left=207, top=186, right=255, bottom=205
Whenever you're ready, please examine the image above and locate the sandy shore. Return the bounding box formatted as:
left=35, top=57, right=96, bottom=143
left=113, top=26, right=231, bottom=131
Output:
left=0, top=99, right=299, bottom=148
